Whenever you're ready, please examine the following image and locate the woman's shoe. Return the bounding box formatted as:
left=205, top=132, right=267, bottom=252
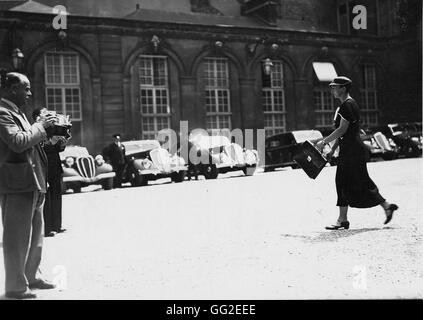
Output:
left=384, top=204, right=398, bottom=225
left=325, top=220, right=350, bottom=230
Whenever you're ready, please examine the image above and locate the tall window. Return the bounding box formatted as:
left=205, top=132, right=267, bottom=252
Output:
left=262, top=60, right=286, bottom=137
left=44, top=50, right=81, bottom=121
left=139, top=56, right=171, bottom=140
left=360, top=64, right=378, bottom=126
left=314, top=87, right=337, bottom=128
left=204, top=58, right=231, bottom=131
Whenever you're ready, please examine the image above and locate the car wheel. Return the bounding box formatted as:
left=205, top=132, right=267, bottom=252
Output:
left=133, top=174, right=148, bottom=187
left=204, top=164, right=218, bottom=179
left=242, top=165, right=257, bottom=176
left=171, top=171, right=186, bottom=183
left=411, top=145, right=421, bottom=157
left=61, top=181, right=67, bottom=194
left=381, top=153, right=395, bottom=161
left=102, top=177, right=114, bottom=190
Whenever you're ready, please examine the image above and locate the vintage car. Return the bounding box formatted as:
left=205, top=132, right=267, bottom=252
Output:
left=121, top=140, right=187, bottom=186
left=371, top=123, right=422, bottom=158
left=187, top=134, right=259, bottom=179
left=360, top=129, right=398, bottom=160
left=264, top=130, right=325, bottom=171
left=60, top=146, right=116, bottom=193
left=404, top=122, right=423, bottom=147
left=319, top=127, right=398, bottom=163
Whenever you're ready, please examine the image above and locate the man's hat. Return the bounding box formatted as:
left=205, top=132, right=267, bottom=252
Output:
left=329, top=76, right=352, bottom=87
left=112, top=133, right=121, bottom=138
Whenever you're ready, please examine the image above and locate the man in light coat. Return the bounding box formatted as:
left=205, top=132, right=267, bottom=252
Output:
left=0, top=72, right=56, bottom=299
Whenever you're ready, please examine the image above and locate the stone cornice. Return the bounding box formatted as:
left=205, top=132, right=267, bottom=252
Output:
left=0, top=11, right=418, bottom=51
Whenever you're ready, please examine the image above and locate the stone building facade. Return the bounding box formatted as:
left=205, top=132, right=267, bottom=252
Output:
left=0, top=0, right=421, bottom=154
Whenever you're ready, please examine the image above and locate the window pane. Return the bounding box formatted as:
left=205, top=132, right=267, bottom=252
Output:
left=262, top=90, right=272, bottom=112
left=204, top=58, right=229, bottom=88
left=45, top=53, right=62, bottom=84
left=314, top=91, right=323, bottom=111
left=45, top=51, right=82, bottom=122
left=262, top=61, right=285, bottom=134
left=273, top=90, right=284, bottom=111
left=156, top=116, right=170, bottom=130
left=140, top=89, right=154, bottom=114
left=206, top=90, right=217, bottom=113
left=141, top=117, right=155, bottom=133
left=323, top=92, right=333, bottom=110
left=46, top=88, right=62, bottom=113
left=139, top=57, right=153, bottom=85
left=204, top=58, right=231, bottom=130
left=139, top=56, right=171, bottom=138
left=62, top=53, right=79, bottom=84
left=64, top=88, right=81, bottom=120
left=153, top=58, right=167, bottom=86
left=271, top=61, right=283, bottom=88
left=155, top=89, right=169, bottom=114
left=360, top=64, right=378, bottom=125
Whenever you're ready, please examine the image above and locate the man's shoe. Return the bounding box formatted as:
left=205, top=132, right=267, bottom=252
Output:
left=6, top=289, right=37, bottom=299
left=325, top=220, right=350, bottom=230
left=55, top=228, right=67, bottom=233
left=45, top=231, right=56, bottom=237
left=384, top=204, right=399, bottom=225
left=29, top=279, right=56, bottom=290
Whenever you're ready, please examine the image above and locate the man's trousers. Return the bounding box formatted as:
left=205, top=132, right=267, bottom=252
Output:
left=1, top=191, right=44, bottom=293
left=44, top=177, right=63, bottom=234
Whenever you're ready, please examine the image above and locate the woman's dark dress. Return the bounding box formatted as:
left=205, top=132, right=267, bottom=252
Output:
left=334, top=98, right=385, bottom=208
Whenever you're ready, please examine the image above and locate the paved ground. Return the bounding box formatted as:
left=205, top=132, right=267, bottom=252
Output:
left=1, top=157, right=422, bottom=299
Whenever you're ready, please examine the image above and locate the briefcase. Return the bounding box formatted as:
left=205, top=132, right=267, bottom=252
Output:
left=293, top=140, right=328, bottom=179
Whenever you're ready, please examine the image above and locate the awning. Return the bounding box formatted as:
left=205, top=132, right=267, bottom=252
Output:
left=312, top=62, right=338, bottom=82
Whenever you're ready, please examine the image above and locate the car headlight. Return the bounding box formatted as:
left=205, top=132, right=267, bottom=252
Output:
left=141, top=159, right=152, bottom=169
left=65, top=157, right=75, bottom=167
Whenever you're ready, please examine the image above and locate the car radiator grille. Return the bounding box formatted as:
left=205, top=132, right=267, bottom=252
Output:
left=76, top=156, right=96, bottom=179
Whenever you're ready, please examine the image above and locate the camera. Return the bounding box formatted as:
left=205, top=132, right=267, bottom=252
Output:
left=40, top=109, right=72, bottom=138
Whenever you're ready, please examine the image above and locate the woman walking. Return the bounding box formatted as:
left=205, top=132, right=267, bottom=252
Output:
left=316, top=76, right=398, bottom=230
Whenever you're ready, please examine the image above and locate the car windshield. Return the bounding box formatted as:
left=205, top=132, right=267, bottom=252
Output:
left=122, top=140, right=160, bottom=156
left=391, top=124, right=405, bottom=133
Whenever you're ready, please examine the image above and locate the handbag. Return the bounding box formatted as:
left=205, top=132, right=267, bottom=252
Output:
left=293, top=140, right=328, bottom=179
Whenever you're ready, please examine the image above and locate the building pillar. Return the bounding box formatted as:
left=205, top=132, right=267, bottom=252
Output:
left=293, top=78, right=314, bottom=130
left=92, top=77, right=103, bottom=154
left=180, top=76, right=203, bottom=131
left=239, top=77, right=262, bottom=130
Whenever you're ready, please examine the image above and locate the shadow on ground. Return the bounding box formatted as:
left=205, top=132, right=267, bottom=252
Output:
left=281, top=227, right=398, bottom=243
